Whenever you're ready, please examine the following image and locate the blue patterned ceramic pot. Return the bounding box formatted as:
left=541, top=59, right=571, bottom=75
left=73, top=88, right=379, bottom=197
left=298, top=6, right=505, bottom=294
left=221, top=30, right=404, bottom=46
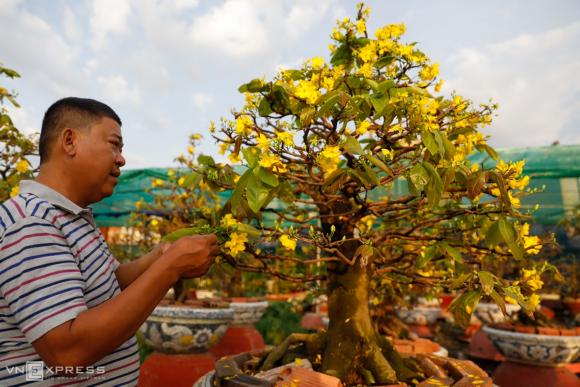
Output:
left=483, top=326, right=580, bottom=366
left=140, top=305, right=234, bottom=354
left=230, top=301, right=269, bottom=325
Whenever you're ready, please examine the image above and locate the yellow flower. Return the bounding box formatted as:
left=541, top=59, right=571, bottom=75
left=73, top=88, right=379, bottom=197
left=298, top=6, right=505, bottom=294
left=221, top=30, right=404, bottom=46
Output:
left=356, top=215, right=376, bottom=233
left=188, top=146, right=195, bottom=154
left=322, top=76, right=335, bottom=91
left=15, top=160, right=29, bottom=173
left=317, top=146, right=341, bottom=177
left=505, top=296, right=518, bottom=305
left=434, top=79, right=444, bottom=92
left=225, top=232, right=248, bottom=256
left=527, top=294, right=541, bottom=310
left=221, top=214, right=238, bottom=228
left=257, top=134, right=270, bottom=150
left=235, top=115, right=253, bottom=136
left=151, top=219, right=159, bottom=227
left=356, top=121, right=371, bottom=135
left=259, top=152, right=281, bottom=168
left=356, top=19, right=366, bottom=34
left=375, top=23, right=406, bottom=40
left=311, top=57, right=324, bottom=70
left=152, top=178, right=164, bottom=188
left=358, top=63, right=373, bottom=78
left=279, top=235, right=296, bottom=251
left=229, top=152, right=241, bottom=164
left=168, top=169, right=175, bottom=177
left=10, top=186, right=19, bottom=197
left=381, top=148, right=394, bottom=160
left=276, top=131, right=294, bottom=147
left=358, top=41, right=377, bottom=63
left=419, top=63, right=439, bottom=81
left=219, top=142, right=229, bottom=155
left=295, top=80, right=320, bottom=104
left=178, top=177, right=185, bottom=186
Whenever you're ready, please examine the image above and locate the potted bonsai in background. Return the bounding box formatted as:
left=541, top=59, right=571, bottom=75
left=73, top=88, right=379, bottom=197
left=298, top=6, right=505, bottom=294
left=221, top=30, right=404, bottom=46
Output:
left=169, top=4, right=550, bottom=385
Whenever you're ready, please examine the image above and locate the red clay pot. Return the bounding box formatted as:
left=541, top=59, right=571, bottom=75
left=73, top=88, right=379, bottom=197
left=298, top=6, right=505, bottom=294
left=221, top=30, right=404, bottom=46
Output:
left=467, top=329, right=504, bottom=362
left=138, top=352, right=216, bottom=387
left=440, top=293, right=455, bottom=311
left=563, top=298, right=580, bottom=315
left=210, top=325, right=265, bottom=359
left=492, top=361, right=579, bottom=387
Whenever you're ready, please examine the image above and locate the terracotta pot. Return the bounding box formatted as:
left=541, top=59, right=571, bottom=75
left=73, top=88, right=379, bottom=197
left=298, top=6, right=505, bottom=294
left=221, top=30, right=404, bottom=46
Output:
left=210, top=325, right=265, bottom=359
left=563, top=297, right=580, bottom=315
left=138, top=352, right=216, bottom=387
left=396, top=305, right=441, bottom=338
left=467, top=329, right=504, bottom=362
left=492, top=361, right=579, bottom=387
left=139, top=305, right=234, bottom=354
left=439, top=293, right=455, bottom=311
left=483, top=326, right=580, bottom=366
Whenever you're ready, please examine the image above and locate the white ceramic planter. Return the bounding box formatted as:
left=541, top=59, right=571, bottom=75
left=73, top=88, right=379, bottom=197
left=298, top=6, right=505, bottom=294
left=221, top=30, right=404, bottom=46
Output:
left=140, top=305, right=234, bottom=354
left=396, top=306, right=441, bottom=325
left=230, top=301, right=269, bottom=325
left=475, top=303, right=520, bottom=325
left=483, top=326, right=580, bottom=366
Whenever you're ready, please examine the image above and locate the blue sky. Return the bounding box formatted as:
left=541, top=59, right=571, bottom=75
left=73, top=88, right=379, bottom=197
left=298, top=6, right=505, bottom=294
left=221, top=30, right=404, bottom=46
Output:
left=1, top=0, right=579, bottom=169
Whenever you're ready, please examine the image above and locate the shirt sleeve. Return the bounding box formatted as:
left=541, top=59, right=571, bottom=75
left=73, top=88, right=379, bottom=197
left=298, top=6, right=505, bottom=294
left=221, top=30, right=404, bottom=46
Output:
left=0, top=217, right=88, bottom=342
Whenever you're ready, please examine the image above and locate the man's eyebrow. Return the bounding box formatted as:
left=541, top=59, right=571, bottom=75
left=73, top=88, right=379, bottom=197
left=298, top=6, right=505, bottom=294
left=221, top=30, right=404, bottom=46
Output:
left=111, top=134, right=124, bottom=145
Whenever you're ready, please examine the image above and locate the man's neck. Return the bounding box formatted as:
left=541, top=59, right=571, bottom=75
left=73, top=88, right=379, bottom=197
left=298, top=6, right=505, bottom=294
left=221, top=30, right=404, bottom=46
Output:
left=36, top=164, right=89, bottom=208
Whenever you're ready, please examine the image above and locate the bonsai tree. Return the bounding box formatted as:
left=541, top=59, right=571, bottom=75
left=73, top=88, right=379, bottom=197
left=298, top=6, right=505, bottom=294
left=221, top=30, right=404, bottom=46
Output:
left=146, top=4, right=549, bottom=384
left=0, top=64, right=38, bottom=201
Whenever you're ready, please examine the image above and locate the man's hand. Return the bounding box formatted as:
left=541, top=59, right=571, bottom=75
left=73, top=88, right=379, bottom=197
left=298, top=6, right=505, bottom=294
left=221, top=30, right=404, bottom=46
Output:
left=156, top=234, right=219, bottom=279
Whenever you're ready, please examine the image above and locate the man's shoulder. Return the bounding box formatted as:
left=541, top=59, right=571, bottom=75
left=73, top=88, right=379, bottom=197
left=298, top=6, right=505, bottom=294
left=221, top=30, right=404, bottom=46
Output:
left=0, top=193, right=61, bottom=238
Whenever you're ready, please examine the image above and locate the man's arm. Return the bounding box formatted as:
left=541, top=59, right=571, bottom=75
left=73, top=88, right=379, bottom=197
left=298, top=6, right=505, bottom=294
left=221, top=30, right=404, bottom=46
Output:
left=31, top=235, right=218, bottom=368
left=115, top=243, right=170, bottom=290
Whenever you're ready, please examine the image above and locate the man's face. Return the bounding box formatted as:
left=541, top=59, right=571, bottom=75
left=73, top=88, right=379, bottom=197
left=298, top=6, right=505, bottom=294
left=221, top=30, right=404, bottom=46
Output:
left=74, top=116, right=125, bottom=204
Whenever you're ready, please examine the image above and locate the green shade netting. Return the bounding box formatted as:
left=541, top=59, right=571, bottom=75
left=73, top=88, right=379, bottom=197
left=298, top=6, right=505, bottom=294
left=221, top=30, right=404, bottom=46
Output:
left=92, top=145, right=580, bottom=227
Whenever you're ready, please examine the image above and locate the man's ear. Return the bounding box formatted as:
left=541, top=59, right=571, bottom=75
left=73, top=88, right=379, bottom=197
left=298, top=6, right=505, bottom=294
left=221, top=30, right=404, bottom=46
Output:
left=61, top=128, right=79, bottom=157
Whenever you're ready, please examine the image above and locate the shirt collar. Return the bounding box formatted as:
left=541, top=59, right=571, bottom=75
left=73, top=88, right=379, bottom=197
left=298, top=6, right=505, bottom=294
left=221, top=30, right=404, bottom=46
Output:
left=19, top=180, right=92, bottom=216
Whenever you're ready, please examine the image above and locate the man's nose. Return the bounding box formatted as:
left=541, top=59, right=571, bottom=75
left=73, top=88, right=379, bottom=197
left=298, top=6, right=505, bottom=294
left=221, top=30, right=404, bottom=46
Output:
left=116, top=153, right=126, bottom=167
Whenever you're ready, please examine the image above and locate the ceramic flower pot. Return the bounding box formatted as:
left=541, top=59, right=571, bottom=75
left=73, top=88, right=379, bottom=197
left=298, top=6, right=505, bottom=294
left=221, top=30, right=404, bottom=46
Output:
left=482, top=326, right=580, bottom=366
left=475, top=302, right=520, bottom=325
left=396, top=305, right=441, bottom=325
left=140, top=305, right=234, bottom=354
left=230, top=300, right=269, bottom=325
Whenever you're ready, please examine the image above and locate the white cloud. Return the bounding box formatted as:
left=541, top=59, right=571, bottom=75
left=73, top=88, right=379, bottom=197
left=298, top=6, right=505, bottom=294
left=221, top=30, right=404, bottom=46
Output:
left=445, top=22, right=580, bottom=148
left=283, top=1, right=334, bottom=39
left=97, top=75, right=141, bottom=105
left=192, top=92, right=212, bottom=109
left=63, top=6, right=81, bottom=42
left=90, top=0, right=131, bottom=50
left=189, top=0, right=270, bottom=57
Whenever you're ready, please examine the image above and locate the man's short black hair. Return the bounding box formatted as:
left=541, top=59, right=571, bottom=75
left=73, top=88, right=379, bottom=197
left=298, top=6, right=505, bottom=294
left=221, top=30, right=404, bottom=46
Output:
left=39, top=97, right=122, bottom=163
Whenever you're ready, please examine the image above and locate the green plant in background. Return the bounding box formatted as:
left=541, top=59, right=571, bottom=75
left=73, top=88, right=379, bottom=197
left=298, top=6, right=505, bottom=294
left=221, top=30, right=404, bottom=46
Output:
left=0, top=64, right=38, bottom=201
left=255, top=301, right=309, bottom=346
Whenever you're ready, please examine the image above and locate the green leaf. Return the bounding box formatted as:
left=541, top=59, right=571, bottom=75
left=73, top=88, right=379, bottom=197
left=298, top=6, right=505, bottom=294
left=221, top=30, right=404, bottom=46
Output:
left=421, top=131, right=439, bottom=156
left=369, top=93, right=388, bottom=115
left=299, top=106, right=316, bottom=127
left=450, top=272, right=473, bottom=289
left=230, top=169, right=253, bottom=215
left=258, top=97, right=273, bottom=116
left=197, top=155, right=216, bottom=167
left=449, top=290, right=481, bottom=327
left=409, top=163, right=429, bottom=191
left=234, top=223, right=261, bottom=239
left=490, top=290, right=507, bottom=315
left=440, top=242, right=463, bottom=263
left=245, top=174, right=272, bottom=213
left=416, top=245, right=437, bottom=269
left=433, top=131, right=446, bottom=157
left=254, top=166, right=279, bottom=187
left=362, top=163, right=380, bottom=186
left=484, top=221, right=502, bottom=247
left=488, top=171, right=512, bottom=210
left=342, top=136, right=363, bottom=155
left=330, top=43, right=353, bottom=66
left=242, top=147, right=259, bottom=168
left=323, top=169, right=347, bottom=192
left=477, top=271, right=495, bottom=295
left=466, top=171, right=485, bottom=200
left=367, top=155, right=394, bottom=177
left=238, top=78, right=266, bottom=93
left=374, top=55, right=394, bottom=69
left=317, top=92, right=341, bottom=118
left=498, top=218, right=517, bottom=244
left=349, top=169, right=374, bottom=189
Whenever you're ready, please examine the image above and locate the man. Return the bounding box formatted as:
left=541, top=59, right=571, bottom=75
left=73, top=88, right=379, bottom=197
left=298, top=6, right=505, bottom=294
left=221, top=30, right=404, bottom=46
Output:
left=0, top=97, right=219, bottom=385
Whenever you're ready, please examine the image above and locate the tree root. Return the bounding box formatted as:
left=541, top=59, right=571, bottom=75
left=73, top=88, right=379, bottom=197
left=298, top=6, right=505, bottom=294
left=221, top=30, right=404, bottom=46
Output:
left=378, top=336, right=422, bottom=382
left=260, top=332, right=327, bottom=371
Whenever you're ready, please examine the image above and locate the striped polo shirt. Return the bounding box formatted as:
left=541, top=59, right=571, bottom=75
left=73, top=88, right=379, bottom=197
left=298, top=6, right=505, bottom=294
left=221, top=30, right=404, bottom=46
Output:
left=0, top=180, right=140, bottom=386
